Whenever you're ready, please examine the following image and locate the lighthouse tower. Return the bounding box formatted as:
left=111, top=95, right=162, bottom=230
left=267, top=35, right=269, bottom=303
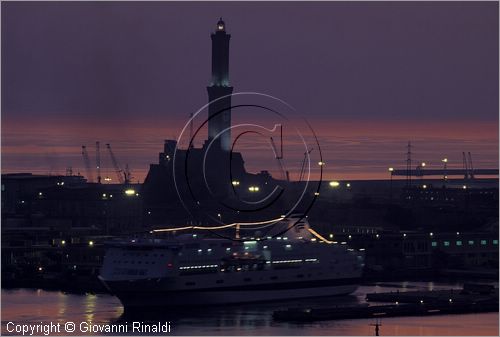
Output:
left=207, top=18, right=233, bottom=152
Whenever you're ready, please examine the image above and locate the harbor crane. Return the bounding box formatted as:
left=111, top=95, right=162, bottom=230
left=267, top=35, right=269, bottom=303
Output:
left=462, top=152, right=469, bottom=179
left=81, top=146, right=94, bottom=183
left=468, top=152, right=474, bottom=179
left=298, top=148, right=314, bottom=182
left=269, top=133, right=288, bottom=182
left=462, top=152, right=475, bottom=180
left=106, top=143, right=131, bottom=185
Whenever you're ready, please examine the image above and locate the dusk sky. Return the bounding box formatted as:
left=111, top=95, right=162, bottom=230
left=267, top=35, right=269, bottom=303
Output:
left=2, top=1, right=498, bottom=181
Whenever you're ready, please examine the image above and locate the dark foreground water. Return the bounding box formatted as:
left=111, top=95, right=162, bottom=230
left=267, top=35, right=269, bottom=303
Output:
left=2, top=281, right=498, bottom=336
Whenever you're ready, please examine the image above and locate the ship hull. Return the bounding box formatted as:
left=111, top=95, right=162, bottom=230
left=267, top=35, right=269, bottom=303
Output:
left=101, top=278, right=360, bottom=308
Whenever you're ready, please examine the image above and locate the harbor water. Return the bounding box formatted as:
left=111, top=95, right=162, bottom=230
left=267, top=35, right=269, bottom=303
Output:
left=2, top=281, right=498, bottom=336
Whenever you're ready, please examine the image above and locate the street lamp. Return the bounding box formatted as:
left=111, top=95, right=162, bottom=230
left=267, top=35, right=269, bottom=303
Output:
left=442, top=158, right=448, bottom=186
left=417, top=162, right=426, bottom=183
left=388, top=168, right=394, bottom=201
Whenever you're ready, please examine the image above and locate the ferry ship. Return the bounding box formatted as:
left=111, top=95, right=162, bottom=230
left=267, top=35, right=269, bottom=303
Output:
left=99, top=215, right=364, bottom=308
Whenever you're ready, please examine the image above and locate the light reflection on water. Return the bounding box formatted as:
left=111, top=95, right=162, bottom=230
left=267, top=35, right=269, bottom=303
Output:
left=1, top=281, right=498, bottom=336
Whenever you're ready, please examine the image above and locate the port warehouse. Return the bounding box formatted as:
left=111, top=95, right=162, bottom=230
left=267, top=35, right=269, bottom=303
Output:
left=1, top=172, right=498, bottom=289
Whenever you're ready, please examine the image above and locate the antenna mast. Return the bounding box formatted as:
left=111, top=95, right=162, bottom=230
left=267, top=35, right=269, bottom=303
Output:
left=406, top=141, right=412, bottom=189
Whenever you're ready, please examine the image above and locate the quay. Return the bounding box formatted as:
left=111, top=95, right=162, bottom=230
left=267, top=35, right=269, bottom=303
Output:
left=273, top=299, right=498, bottom=322
left=273, top=285, right=498, bottom=322
left=366, top=285, right=497, bottom=304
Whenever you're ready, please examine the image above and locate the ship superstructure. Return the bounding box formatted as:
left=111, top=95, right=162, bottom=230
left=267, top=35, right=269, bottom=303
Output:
left=99, top=215, right=364, bottom=308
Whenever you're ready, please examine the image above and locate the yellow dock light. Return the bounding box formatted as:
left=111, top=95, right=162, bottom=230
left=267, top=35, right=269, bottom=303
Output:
left=88, top=241, right=94, bottom=247
left=318, top=161, right=325, bottom=166
left=329, top=181, right=340, bottom=188
left=248, top=186, right=260, bottom=192
left=125, top=189, right=135, bottom=196
left=232, top=180, right=240, bottom=186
